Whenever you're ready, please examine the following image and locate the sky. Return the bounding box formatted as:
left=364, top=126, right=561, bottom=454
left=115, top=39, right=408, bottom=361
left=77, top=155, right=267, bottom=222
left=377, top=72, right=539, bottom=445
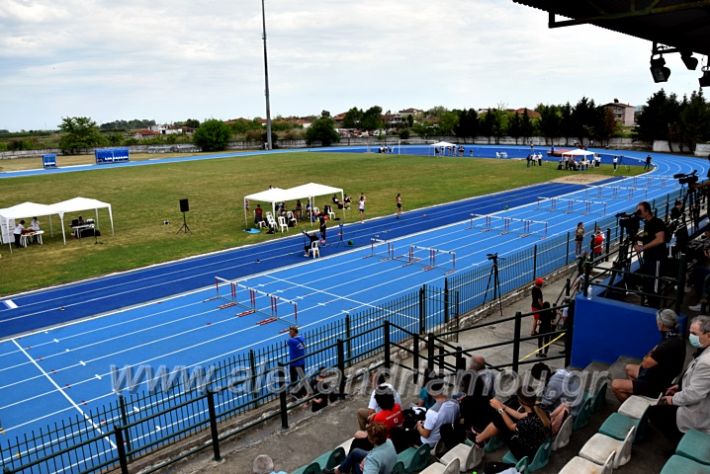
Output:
left=0, top=0, right=706, bottom=131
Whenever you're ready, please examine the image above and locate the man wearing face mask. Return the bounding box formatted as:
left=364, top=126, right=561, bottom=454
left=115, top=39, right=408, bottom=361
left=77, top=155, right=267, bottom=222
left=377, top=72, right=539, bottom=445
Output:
left=634, top=201, right=668, bottom=308
left=647, top=315, right=710, bottom=442
left=611, top=309, right=686, bottom=402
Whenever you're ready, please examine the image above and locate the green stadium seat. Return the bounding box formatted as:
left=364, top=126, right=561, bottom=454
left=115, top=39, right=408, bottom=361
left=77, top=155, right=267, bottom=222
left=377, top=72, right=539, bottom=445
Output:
left=391, top=461, right=407, bottom=474
left=419, top=457, right=460, bottom=474
left=588, top=381, right=608, bottom=413
left=290, top=462, right=321, bottom=474
left=290, top=447, right=345, bottom=474
left=598, top=412, right=644, bottom=443
left=501, top=440, right=552, bottom=472
left=484, top=434, right=506, bottom=452
left=397, top=444, right=432, bottom=473
left=573, top=398, right=594, bottom=431
left=676, top=430, right=710, bottom=465
left=660, top=455, right=710, bottom=474
left=515, top=456, right=529, bottom=473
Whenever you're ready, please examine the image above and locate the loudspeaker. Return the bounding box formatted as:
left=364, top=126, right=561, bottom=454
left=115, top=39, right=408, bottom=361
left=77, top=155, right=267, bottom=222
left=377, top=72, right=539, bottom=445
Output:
left=179, top=198, right=189, bottom=213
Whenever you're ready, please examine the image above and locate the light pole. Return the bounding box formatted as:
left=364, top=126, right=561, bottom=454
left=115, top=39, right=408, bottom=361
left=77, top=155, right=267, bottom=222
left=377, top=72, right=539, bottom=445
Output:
left=261, top=0, right=273, bottom=150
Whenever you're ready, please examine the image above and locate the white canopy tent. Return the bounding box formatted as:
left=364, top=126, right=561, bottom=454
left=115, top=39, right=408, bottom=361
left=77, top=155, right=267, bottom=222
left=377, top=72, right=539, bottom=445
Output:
left=0, top=197, right=114, bottom=252
left=0, top=202, right=59, bottom=252
left=561, top=149, right=594, bottom=157
left=430, top=141, right=456, bottom=148
left=50, top=197, right=115, bottom=239
left=243, top=183, right=345, bottom=228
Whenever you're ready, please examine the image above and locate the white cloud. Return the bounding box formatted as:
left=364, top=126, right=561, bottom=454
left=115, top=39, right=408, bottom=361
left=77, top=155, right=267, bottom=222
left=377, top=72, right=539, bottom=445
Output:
left=0, top=0, right=705, bottom=130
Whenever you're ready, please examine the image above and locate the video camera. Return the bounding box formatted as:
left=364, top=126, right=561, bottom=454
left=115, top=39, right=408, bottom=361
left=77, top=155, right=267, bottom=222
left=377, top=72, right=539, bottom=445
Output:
left=487, top=253, right=498, bottom=261
left=673, top=170, right=699, bottom=186
left=616, top=211, right=641, bottom=234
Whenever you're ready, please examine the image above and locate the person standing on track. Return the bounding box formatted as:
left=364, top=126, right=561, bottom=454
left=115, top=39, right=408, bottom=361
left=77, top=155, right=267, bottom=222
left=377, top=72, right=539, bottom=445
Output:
left=531, top=278, right=545, bottom=336
left=395, top=193, right=402, bottom=219
left=359, top=193, right=366, bottom=223
left=645, top=154, right=653, bottom=171
left=287, top=326, right=307, bottom=399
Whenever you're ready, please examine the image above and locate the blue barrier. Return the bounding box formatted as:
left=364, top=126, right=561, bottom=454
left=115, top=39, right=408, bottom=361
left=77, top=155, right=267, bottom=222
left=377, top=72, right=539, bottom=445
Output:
left=42, top=154, right=57, bottom=168
left=95, top=147, right=130, bottom=164
left=571, top=294, right=687, bottom=368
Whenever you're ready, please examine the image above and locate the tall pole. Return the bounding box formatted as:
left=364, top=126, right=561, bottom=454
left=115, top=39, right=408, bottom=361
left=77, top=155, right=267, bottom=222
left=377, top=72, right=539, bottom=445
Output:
left=261, top=0, right=273, bottom=150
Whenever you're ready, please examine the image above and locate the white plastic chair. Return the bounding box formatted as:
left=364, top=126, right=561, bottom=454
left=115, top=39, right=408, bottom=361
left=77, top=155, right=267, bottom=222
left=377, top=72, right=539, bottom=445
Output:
left=558, top=451, right=615, bottom=474
left=309, top=240, right=320, bottom=258
left=267, top=214, right=277, bottom=230
left=277, top=216, right=288, bottom=233
left=440, top=442, right=483, bottom=472
left=553, top=414, right=574, bottom=451
left=420, top=458, right=460, bottom=474
left=579, top=425, right=635, bottom=468
left=328, top=209, right=336, bottom=220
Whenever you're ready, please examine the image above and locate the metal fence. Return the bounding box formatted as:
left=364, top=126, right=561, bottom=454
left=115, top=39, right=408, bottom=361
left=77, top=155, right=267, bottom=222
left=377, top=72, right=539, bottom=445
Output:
left=0, top=184, right=687, bottom=474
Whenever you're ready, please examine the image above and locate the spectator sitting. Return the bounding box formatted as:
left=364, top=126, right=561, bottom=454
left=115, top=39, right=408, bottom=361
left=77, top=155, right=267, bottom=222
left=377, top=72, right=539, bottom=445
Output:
left=332, top=194, right=343, bottom=210
left=531, top=363, right=582, bottom=434
left=415, top=378, right=460, bottom=447
left=294, top=200, right=303, bottom=220
left=357, top=372, right=403, bottom=430
left=417, top=370, right=436, bottom=410
left=611, top=309, right=685, bottom=402
left=459, top=356, right=497, bottom=434
left=351, top=388, right=403, bottom=451
left=343, top=195, right=352, bottom=209
left=311, top=368, right=338, bottom=413
left=648, top=315, right=710, bottom=443
left=252, top=454, right=287, bottom=474
left=325, top=423, right=397, bottom=474
left=473, top=387, right=551, bottom=463
left=13, top=219, right=27, bottom=246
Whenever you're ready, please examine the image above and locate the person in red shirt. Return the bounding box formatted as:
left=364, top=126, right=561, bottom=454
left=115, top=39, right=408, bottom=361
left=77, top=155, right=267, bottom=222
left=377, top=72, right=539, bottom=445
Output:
left=592, top=226, right=605, bottom=258
left=350, top=389, right=402, bottom=451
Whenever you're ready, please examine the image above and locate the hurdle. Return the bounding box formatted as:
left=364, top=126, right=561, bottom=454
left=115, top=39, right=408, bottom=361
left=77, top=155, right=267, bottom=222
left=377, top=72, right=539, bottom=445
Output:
left=537, top=197, right=558, bottom=211
left=208, top=276, right=238, bottom=308
left=407, top=244, right=456, bottom=272
left=562, top=198, right=607, bottom=215
left=633, top=176, right=674, bottom=188
left=237, top=284, right=299, bottom=327
left=366, top=237, right=394, bottom=260
left=469, top=214, right=548, bottom=238
left=613, top=186, right=648, bottom=199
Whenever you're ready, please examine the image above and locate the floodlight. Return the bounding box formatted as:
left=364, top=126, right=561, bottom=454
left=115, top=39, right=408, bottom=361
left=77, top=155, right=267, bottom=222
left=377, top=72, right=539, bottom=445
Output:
left=650, top=56, right=671, bottom=83
left=700, top=67, right=710, bottom=88
left=681, top=51, right=699, bottom=70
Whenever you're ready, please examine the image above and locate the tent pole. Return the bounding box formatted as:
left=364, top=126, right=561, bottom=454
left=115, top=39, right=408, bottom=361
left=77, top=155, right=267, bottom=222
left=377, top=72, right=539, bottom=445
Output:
left=243, top=199, right=248, bottom=230
left=340, top=190, right=345, bottom=221
left=49, top=215, right=54, bottom=237
left=109, top=207, right=114, bottom=236
left=60, top=214, right=66, bottom=244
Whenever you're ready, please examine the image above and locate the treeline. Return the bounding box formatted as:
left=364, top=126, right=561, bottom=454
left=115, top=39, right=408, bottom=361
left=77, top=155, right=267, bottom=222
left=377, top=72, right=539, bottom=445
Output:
left=636, top=89, right=710, bottom=152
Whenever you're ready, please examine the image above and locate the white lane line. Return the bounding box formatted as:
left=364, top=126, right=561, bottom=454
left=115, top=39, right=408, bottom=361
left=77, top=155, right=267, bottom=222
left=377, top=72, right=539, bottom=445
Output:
left=11, top=339, right=116, bottom=450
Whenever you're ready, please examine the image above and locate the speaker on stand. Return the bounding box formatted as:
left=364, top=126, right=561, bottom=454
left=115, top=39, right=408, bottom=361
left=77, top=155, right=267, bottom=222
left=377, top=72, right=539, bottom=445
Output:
left=177, top=198, right=192, bottom=234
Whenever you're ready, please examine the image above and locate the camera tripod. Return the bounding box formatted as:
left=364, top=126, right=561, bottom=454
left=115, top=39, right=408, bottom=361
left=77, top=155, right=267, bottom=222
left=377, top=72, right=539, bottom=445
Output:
left=482, top=253, right=504, bottom=317
left=607, top=224, right=643, bottom=296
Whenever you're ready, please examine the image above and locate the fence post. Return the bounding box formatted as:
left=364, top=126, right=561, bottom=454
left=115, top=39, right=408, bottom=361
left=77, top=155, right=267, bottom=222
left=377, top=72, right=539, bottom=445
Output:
left=583, top=259, right=592, bottom=296
left=117, top=395, right=132, bottom=461
left=565, top=304, right=574, bottom=368
left=345, top=314, right=352, bottom=367
left=114, top=425, right=129, bottom=474
left=249, top=350, right=259, bottom=409
left=278, top=364, right=289, bottom=429
left=456, top=346, right=465, bottom=372
left=565, top=278, right=571, bottom=297
left=665, top=194, right=670, bottom=220
left=383, top=322, right=391, bottom=369
left=427, top=333, right=435, bottom=374
left=455, top=291, right=460, bottom=342
left=438, top=345, right=445, bottom=373
left=419, top=286, right=426, bottom=335
left=512, top=311, right=522, bottom=373
left=444, top=278, right=450, bottom=325
left=532, top=245, right=538, bottom=280
left=413, top=333, right=420, bottom=384
left=565, top=231, right=570, bottom=265
left=605, top=228, right=611, bottom=262
left=675, top=254, right=687, bottom=315
left=337, top=339, right=346, bottom=398
left=206, top=390, right=222, bottom=461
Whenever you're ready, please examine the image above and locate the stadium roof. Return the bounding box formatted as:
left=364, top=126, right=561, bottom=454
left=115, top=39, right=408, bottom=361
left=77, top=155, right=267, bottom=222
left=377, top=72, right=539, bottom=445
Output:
left=512, top=0, right=710, bottom=56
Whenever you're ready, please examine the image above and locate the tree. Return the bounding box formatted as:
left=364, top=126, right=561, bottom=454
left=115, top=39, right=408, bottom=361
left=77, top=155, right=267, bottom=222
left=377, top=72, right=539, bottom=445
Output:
left=520, top=109, right=535, bottom=141
left=184, top=118, right=200, bottom=129
left=305, top=114, right=340, bottom=146
left=677, top=90, right=710, bottom=152
left=560, top=103, right=574, bottom=145
left=193, top=119, right=232, bottom=151
left=571, top=97, right=597, bottom=144
left=436, top=110, right=459, bottom=136
left=636, top=90, right=681, bottom=150
left=229, top=118, right=262, bottom=135
left=479, top=109, right=495, bottom=142
left=508, top=112, right=522, bottom=144
left=361, top=106, right=383, bottom=131
left=453, top=109, right=479, bottom=139
left=59, top=116, right=105, bottom=154
left=593, top=107, right=617, bottom=145
left=107, top=133, right=124, bottom=146
left=342, top=107, right=363, bottom=128
left=537, top=104, right=562, bottom=144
